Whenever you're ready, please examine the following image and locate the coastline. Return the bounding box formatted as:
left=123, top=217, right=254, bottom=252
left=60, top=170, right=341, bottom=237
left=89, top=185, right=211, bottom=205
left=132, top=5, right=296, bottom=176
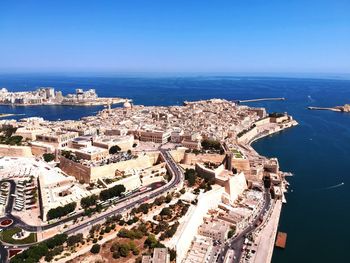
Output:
left=245, top=120, right=298, bottom=263
left=0, top=99, right=298, bottom=263
left=0, top=98, right=129, bottom=107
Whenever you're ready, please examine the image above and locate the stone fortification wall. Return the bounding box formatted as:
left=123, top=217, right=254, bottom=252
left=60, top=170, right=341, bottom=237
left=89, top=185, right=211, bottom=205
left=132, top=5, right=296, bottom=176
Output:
left=174, top=186, right=225, bottom=262
left=225, top=172, right=247, bottom=201
left=0, top=144, right=33, bottom=157
left=60, top=153, right=159, bottom=183
left=109, top=174, right=141, bottom=192
left=59, top=157, right=91, bottom=182
left=30, top=143, right=55, bottom=157
left=169, top=148, right=186, bottom=163
left=255, top=117, right=271, bottom=126
left=195, top=163, right=227, bottom=183
left=181, top=152, right=224, bottom=165
left=232, top=158, right=251, bottom=174
left=90, top=154, right=156, bottom=181
left=195, top=162, right=216, bottom=181
left=237, top=126, right=259, bottom=144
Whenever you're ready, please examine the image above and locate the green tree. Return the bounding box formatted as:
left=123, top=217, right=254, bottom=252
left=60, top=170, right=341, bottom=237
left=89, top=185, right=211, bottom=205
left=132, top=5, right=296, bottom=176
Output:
left=144, top=234, right=158, bottom=249
left=228, top=229, right=235, bottom=238
left=47, top=202, right=76, bottom=220
left=185, top=169, right=196, bottom=186
left=169, top=249, right=176, bottom=261
left=201, top=139, right=221, bottom=151
left=153, top=196, right=165, bottom=206
left=160, top=207, right=172, bottom=217
left=100, top=184, right=126, bottom=201
left=90, top=244, right=101, bottom=254
left=43, top=153, right=55, bottom=162
left=165, top=193, right=173, bottom=203
left=45, top=234, right=67, bottom=249
left=67, top=233, right=83, bottom=246
left=81, top=194, right=98, bottom=208
left=137, top=203, right=150, bottom=214
left=109, top=145, right=121, bottom=154
left=129, top=241, right=139, bottom=255
left=119, top=243, right=130, bottom=257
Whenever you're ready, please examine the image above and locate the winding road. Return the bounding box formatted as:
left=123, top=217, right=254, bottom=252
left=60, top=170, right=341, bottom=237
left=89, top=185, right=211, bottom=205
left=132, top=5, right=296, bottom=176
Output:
left=217, top=190, right=272, bottom=263
left=0, top=149, right=184, bottom=263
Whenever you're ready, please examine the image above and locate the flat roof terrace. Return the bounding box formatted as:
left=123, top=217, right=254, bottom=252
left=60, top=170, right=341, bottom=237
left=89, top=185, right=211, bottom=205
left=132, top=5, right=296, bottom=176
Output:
left=77, top=146, right=107, bottom=154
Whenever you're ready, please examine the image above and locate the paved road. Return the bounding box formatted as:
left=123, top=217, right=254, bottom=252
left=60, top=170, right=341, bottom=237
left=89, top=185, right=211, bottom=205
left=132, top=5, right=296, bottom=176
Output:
left=0, top=150, right=184, bottom=262
left=217, top=190, right=272, bottom=263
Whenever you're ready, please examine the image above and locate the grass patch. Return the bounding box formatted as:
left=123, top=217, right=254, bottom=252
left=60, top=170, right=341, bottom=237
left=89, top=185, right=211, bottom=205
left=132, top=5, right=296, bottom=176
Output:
left=0, top=227, right=37, bottom=244
left=232, top=149, right=243, bottom=158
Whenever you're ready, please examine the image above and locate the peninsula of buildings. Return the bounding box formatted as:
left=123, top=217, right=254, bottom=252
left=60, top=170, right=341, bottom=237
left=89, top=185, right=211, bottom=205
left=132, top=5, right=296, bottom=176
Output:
left=0, top=87, right=129, bottom=106
left=0, top=98, right=297, bottom=263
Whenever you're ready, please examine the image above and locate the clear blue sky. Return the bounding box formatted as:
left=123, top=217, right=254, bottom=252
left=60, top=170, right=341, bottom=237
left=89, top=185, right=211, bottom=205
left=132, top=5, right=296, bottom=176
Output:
left=0, top=0, right=349, bottom=74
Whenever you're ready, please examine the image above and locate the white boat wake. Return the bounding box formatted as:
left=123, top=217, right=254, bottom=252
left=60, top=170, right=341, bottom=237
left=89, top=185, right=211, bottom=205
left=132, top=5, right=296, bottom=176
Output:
left=319, top=182, right=345, bottom=190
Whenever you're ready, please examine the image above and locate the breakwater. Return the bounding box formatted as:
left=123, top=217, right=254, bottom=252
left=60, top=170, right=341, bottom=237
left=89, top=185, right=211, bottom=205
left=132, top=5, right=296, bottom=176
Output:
left=307, top=106, right=341, bottom=112
left=237, top=97, right=285, bottom=103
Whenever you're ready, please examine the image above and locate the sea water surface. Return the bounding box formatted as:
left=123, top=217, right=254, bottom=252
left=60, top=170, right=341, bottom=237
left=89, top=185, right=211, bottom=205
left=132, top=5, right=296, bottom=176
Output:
left=0, top=74, right=349, bottom=263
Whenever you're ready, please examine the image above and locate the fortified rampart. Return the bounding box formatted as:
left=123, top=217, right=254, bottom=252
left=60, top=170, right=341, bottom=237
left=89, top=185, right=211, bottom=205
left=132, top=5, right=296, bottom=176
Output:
left=0, top=144, right=33, bottom=157
left=60, top=152, right=160, bottom=183
left=172, top=185, right=225, bottom=262
left=181, top=152, right=224, bottom=165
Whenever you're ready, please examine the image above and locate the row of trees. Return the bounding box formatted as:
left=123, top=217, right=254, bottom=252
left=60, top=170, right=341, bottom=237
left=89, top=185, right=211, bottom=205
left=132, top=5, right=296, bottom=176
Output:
left=47, top=202, right=76, bottom=220
left=131, top=193, right=173, bottom=215
left=117, top=228, right=144, bottom=240
left=0, top=135, right=23, bottom=145
left=67, top=233, right=84, bottom=246
left=100, top=184, right=126, bottom=201
left=10, top=234, right=68, bottom=263
left=201, top=139, right=221, bottom=151
left=81, top=194, right=98, bottom=209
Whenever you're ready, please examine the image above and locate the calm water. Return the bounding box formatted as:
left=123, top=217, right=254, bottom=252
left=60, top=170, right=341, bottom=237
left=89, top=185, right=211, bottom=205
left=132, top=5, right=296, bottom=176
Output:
left=0, top=74, right=349, bottom=263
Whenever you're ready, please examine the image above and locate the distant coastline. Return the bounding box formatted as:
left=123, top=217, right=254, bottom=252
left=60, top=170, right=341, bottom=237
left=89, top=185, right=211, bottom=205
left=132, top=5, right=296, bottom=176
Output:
left=0, top=87, right=130, bottom=107
left=0, top=98, right=129, bottom=107
left=308, top=104, right=350, bottom=113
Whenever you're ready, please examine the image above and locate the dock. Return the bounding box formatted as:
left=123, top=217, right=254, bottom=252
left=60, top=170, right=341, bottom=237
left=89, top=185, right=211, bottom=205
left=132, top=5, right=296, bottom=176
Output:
left=275, top=232, right=287, bottom=248
left=237, top=97, right=285, bottom=104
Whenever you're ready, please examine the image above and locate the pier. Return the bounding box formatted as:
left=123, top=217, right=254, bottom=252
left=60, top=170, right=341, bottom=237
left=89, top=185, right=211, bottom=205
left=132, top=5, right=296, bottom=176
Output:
left=237, top=97, right=285, bottom=104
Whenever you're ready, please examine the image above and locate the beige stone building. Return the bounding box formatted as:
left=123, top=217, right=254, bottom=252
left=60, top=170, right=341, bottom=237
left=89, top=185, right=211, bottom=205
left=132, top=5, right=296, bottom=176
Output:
left=142, top=248, right=170, bottom=263
left=75, top=146, right=109, bottom=161
left=59, top=152, right=159, bottom=183
left=36, top=131, right=79, bottom=148
left=137, top=129, right=171, bottom=144
left=198, top=219, right=230, bottom=242
left=93, top=135, right=134, bottom=152
left=15, top=126, right=50, bottom=140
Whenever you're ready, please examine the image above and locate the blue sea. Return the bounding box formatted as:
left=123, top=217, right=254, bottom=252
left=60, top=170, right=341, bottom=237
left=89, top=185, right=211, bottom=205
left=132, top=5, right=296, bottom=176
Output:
left=0, top=74, right=349, bottom=263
